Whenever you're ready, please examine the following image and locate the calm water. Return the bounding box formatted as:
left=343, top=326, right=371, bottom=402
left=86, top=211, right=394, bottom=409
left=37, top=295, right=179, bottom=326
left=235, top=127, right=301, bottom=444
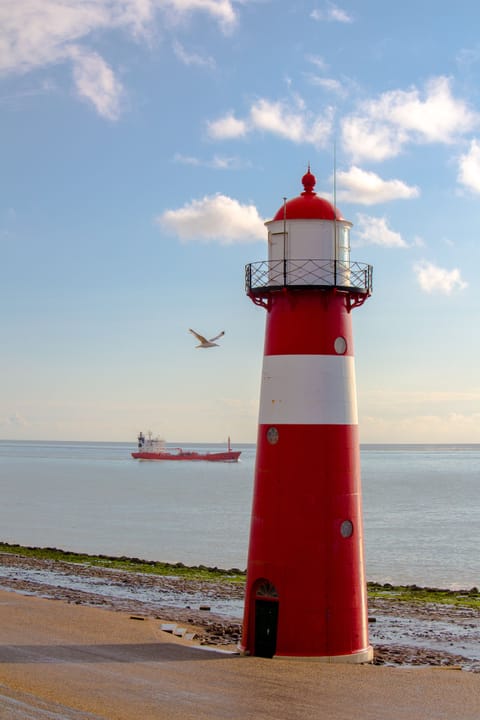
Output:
left=0, top=440, right=478, bottom=589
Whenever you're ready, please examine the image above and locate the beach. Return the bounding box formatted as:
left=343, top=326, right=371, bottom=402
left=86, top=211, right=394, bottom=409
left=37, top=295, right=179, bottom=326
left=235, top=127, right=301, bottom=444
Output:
left=1, top=551, right=480, bottom=670
left=1, top=590, right=480, bottom=720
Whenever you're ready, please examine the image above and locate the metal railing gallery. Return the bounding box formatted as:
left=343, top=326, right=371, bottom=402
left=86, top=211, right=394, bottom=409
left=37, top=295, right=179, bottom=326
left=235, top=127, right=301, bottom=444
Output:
left=245, top=259, right=373, bottom=296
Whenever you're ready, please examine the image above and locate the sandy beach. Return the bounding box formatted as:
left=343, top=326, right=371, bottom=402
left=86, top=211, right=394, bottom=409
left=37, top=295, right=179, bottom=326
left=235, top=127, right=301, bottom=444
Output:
left=0, top=552, right=479, bottom=718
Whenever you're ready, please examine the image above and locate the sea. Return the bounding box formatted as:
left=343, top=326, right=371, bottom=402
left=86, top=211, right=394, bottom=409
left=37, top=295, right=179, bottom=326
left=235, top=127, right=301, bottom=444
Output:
left=0, top=440, right=478, bottom=590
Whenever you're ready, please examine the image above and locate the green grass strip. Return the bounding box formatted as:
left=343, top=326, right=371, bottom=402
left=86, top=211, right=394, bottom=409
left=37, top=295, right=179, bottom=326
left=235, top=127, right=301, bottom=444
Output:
left=367, top=581, right=480, bottom=609
left=0, top=542, right=245, bottom=583
left=1, top=542, right=479, bottom=607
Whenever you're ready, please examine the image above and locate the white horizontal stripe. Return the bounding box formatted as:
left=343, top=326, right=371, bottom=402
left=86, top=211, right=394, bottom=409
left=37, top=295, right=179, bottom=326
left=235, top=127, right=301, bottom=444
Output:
left=259, top=355, right=358, bottom=425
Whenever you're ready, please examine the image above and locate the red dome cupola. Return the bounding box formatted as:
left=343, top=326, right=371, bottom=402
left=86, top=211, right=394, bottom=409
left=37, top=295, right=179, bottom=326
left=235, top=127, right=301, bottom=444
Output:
left=272, top=166, right=343, bottom=221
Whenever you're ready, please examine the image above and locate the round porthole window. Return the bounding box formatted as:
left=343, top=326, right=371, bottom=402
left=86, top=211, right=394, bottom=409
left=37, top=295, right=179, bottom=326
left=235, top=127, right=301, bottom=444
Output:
left=334, top=336, right=347, bottom=355
left=340, top=520, right=353, bottom=538
left=266, top=427, right=279, bottom=445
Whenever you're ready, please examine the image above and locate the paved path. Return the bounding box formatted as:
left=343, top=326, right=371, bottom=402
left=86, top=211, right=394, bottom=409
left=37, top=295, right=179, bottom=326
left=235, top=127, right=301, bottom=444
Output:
left=0, top=590, right=478, bottom=719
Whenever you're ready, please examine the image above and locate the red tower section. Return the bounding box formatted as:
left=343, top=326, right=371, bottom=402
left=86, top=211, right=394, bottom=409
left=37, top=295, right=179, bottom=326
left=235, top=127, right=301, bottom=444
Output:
left=241, top=168, right=373, bottom=662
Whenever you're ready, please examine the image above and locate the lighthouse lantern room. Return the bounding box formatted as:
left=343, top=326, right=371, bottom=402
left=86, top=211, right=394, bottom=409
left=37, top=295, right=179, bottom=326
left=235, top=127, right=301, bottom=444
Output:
left=241, top=167, right=373, bottom=662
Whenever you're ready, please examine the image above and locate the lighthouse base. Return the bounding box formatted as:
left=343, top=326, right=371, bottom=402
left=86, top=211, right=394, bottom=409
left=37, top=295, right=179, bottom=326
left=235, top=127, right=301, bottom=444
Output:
left=238, top=646, right=374, bottom=664
left=273, top=646, right=374, bottom=664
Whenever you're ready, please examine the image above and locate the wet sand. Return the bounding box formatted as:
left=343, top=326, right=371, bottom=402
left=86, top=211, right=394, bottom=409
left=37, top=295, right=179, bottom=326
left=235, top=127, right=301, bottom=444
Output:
left=1, top=590, right=480, bottom=719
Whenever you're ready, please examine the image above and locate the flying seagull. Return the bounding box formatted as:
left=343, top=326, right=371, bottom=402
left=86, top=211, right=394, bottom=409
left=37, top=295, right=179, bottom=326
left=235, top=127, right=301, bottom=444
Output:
left=189, top=328, right=225, bottom=348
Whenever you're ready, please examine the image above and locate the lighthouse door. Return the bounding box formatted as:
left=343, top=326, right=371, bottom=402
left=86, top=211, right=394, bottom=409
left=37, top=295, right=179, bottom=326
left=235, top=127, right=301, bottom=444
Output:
left=254, top=600, right=279, bottom=658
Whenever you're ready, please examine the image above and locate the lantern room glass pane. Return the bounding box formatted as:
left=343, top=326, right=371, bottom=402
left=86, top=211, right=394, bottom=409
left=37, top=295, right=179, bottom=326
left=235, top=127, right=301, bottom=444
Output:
left=336, top=225, right=350, bottom=263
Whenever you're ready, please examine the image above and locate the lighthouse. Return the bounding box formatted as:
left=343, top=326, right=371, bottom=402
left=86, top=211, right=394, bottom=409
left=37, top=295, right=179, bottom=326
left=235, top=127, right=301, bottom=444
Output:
left=240, top=167, right=373, bottom=662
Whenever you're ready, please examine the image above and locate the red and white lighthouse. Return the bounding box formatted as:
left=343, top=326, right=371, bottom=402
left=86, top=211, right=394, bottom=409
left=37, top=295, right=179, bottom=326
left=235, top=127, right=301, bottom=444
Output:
left=241, top=167, right=373, bottom=662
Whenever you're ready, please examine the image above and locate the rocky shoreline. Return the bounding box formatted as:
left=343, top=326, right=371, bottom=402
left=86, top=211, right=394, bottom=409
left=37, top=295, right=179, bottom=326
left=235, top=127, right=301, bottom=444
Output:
left=0, top=552, right=479, bottom=671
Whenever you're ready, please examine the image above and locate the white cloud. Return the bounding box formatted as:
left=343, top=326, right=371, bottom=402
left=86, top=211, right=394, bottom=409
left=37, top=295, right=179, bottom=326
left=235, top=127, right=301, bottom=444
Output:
left=384, top=76, right=477, bottom=142
left=342, top=76, right=479, bottom=162
left=360, top=409, right=480, bottom=444
left=309, top=111, right=335, bottom=147
left=366, top=389, right=480, bottom=406
left=69, top=46, right=123, bottom=120
left=0, top=0, right=236, bottom=118
left=209, top=155, right=249, bottom=169
left=354, top=214, right=408, bottom=248
left=172, top=40, right=215, bottom=68
left=249, top=98, right=307, bottom=143
left=458, top=138, right=480, bottom=194
left=306, top=54, right=328, bottom=71
left=311, top=4, right=353, bottom=23
left=342, top=116, right=407, bottom=162
left=173, top=153, right=249, bottom=169
left=0, top=1, right=108, bottom=74
left=174, top=153, right=202, bottom=166
left=157, top=194, right=265, bottom=243
left=336, top=166, right=420, bottom=205
left=304, top=57, right=357, bottom=98
left=208, top=97, right=334, bottom=148
left=163, top=0, right=237, bottom=33
left=413, top=260, right=468, bottom=294
left=456, top=45, right=480, bottom=69
left=207, top=112, right=248, bottom=139
left=359, top=386, right=480, bottom=442
left=307, top=75, right=345, bottom=95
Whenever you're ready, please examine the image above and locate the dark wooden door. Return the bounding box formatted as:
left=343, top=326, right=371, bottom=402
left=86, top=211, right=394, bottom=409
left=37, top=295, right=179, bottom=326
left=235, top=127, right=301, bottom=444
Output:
left=254, top=600, right=278, bottom=658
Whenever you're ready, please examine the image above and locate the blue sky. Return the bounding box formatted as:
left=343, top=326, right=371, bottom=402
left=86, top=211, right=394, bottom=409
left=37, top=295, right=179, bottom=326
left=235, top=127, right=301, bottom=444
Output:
left=1, top=0, right=480, bottom=443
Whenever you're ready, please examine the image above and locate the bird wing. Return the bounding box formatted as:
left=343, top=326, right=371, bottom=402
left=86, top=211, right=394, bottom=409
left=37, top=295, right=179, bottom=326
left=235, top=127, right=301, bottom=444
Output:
left=189, top=328, right=208, bottom=344
left=209, top=331, right=225, bottom=342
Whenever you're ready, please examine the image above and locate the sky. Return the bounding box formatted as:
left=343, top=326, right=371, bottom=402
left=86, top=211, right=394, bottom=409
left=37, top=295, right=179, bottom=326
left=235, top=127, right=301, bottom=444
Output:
left=1, top=0, right=480, bottom=444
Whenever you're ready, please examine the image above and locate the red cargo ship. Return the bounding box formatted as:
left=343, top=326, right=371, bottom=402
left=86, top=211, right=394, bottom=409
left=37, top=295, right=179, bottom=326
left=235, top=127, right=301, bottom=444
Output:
left=131, top=432, right=241, bottom=462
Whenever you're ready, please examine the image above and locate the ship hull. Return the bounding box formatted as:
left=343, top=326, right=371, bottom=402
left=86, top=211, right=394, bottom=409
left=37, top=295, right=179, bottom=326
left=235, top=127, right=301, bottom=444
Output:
left=131, top=451, right=241, bottom=462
